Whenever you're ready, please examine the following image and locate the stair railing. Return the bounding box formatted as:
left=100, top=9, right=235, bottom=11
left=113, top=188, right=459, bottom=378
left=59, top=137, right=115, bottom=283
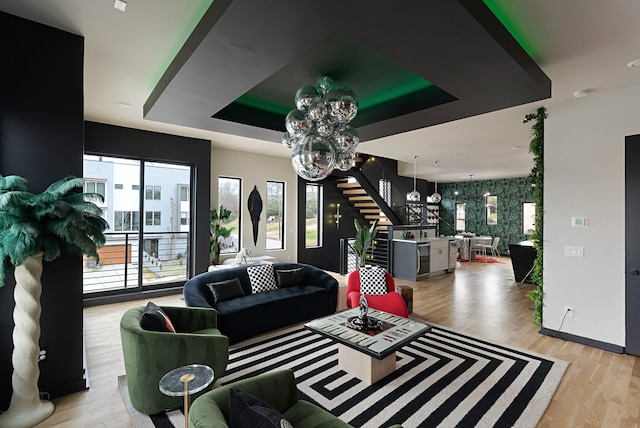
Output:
left=340, top=238, right=360, bottom=275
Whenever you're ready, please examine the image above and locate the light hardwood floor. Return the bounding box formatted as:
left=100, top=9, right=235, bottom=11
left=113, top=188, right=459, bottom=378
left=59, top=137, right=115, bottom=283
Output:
left=34, top=258, right=639, bottom=427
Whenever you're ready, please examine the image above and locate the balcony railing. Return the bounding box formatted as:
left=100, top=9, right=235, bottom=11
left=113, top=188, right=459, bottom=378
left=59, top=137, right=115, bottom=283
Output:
left=83, top=231, right=189, bottom=294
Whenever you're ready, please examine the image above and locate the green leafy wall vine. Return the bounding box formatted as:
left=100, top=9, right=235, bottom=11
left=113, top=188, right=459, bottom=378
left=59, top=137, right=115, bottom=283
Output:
left=523, top=106, right=547, bottom=325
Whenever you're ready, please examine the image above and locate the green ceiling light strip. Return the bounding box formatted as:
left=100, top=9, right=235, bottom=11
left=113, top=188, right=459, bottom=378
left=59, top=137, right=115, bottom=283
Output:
left=234, top=77, right=436, bottom=116
left=523, top=106, right=547, bottom=326
left=234, top=95, right=291, bottom=116
left=358, top=78, right=434, bottom=111
left=483, top=0, right=537, bottom=58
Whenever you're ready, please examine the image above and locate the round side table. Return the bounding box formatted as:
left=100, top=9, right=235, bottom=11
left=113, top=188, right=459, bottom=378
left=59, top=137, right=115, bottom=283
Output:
left=159, top=364, right=214, bottom=427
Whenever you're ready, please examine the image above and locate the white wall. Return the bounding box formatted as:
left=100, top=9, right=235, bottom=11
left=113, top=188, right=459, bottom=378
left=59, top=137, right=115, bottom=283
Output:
left=544, top=83, right=640, bottom=346
left=210, top=147, right=298, bottom=263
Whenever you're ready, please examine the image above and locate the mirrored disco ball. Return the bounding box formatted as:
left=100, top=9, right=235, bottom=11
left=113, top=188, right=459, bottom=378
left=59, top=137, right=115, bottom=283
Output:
left=316, top=76, right=334, bottom=95
left=325, top=87, right=358, bottom=123
left=291, top=134, right=336, bottom=181
left=334, top=151, right=355, bottom=171
left=281, top=132, right=298, bottom=150
left=315, top=120, right=334, bottom=137
left=285, top=109, right=312, bottom=136
left=308, top=101, right=328, bottom=122
left=295, top=85, right=321, bottom=110
left=333, top=125, right=359, bottom=152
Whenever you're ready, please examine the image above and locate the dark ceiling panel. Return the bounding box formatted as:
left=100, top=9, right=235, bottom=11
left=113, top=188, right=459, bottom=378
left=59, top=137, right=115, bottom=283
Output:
left=144, top=0, right=551, bottom=144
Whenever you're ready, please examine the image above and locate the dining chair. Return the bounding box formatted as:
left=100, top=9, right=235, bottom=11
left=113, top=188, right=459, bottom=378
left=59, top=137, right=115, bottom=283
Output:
left=477, top=237, right=500, bottom=260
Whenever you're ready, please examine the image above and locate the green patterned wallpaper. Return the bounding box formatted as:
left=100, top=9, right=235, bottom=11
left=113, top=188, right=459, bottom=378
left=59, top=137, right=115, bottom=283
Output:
left=438, top=177, right=535, bottom=255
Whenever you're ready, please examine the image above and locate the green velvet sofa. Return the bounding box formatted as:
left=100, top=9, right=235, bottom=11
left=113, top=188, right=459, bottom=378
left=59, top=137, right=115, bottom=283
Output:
left=120, top=305, right=229, bottom=415
left=189, top=369, right=402, bottom=428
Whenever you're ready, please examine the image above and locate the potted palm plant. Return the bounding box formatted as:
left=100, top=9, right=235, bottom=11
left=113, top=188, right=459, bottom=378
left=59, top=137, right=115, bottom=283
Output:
left=0, top=175, right=108, bottom=428
left=209, top=205, right=234, bottom=265
left=353, top=219, right=378, bottom=267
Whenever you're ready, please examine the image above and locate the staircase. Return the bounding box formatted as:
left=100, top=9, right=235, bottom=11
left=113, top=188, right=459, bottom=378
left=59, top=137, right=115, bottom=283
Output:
left=337, top=178, right=390, bottom=270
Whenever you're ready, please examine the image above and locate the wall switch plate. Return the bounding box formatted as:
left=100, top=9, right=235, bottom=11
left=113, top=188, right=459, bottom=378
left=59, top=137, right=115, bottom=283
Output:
left=564, top=245, right=584, bottom=257
left=571, top=217, right=588, bottom=227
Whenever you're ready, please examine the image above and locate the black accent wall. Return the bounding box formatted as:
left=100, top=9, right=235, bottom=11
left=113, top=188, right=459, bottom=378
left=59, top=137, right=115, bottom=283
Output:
left=296, top=157, right=434, bottom=272
left=297, top=176, right=360, bottom=273
left=1, top=12, right=85, bottom=409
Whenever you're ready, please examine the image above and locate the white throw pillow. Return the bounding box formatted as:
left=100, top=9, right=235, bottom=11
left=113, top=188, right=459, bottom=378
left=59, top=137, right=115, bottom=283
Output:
left=246, top=264, right=278, bottom=294
left=359, top=266, right=388, bottom=295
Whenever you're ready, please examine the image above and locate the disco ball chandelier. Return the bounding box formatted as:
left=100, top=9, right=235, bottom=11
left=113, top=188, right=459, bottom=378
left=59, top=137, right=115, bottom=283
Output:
left=282, top=76, right=360, bottom=181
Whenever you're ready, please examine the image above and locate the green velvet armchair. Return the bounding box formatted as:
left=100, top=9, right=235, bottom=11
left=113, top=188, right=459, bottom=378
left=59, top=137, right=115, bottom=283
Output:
left=189, top=369, right=403, bottom=428
left=120, top=305, right=229, bottom=415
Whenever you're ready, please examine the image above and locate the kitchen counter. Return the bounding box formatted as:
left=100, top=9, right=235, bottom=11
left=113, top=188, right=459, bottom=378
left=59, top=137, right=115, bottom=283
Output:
left=390, top=236, right=457, bottom=281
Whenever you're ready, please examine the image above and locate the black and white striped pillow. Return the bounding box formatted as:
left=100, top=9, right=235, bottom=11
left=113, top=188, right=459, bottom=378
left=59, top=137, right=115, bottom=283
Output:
left=359, top=266, right=387, bottom=295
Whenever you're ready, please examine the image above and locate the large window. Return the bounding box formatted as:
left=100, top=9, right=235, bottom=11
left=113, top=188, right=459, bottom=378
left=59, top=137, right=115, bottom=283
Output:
left=455, top=203, right=466, bottom=232
left=218, top=177, right=241, bottom=253
left=305, top=183, right=322, bottom=248
left=82, top=155, right=191, bottom=295
left=266, top=181, right=285, bottom=250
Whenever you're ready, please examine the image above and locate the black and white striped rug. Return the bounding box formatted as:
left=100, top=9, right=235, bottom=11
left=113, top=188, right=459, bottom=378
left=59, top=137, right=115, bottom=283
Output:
left=121, top=324, right=568, bottom=428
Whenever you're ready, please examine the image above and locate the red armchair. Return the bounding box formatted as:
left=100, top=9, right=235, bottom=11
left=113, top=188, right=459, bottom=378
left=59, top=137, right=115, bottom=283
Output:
left=347, top=270, right=409, bottom=317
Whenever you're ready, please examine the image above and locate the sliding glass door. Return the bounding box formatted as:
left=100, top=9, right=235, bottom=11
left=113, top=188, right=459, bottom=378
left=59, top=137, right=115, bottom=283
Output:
left=83, top=156, right=191, bottom=295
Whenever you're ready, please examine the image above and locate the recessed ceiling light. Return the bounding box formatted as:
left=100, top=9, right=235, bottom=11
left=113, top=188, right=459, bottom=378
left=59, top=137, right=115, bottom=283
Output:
left=512, top=145, right=523, bottom=150
left=116, top=101, right=132, bottom=108
left=572, top=90, right=589, bottom=98
left=627, top=58, right=640, bottom=68
left=114, top=0, right=127, bottom=12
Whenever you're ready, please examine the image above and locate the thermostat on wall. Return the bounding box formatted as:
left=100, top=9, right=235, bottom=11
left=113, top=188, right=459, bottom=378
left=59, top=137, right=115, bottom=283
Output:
left=571, top=217, right=588, bottom=227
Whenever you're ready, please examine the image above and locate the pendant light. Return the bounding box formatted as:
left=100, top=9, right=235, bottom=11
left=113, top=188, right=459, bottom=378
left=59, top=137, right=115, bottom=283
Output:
left=431, top=160, right=442, bottom=203
left=407, top=155, right=420, bottom=202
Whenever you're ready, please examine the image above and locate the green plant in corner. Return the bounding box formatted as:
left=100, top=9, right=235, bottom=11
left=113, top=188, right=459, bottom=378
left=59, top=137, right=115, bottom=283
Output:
left=0, top=175, right=108, bottom=427
left=523, top=106, right=547, bottom=325
left=210, top=204, right=234, bottom=265
left=354, top=219, right=378, bottom=267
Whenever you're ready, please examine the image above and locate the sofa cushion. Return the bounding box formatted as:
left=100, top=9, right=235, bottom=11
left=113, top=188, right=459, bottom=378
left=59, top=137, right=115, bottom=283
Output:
left=247, top=264, right=277, bottom=294
left=358, top=266, right=387, bottom=295
left=207, top=277, right=245, bottom=304
left=140, top=302, right=176, bottom=333
left=275, top=268, right=304, bottom=288
left=229, top=388, right=293, bottom=428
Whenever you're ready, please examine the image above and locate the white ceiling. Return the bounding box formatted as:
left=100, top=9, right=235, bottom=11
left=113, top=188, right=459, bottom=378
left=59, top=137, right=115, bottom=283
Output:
left=2, top=0, right=639, bottom=182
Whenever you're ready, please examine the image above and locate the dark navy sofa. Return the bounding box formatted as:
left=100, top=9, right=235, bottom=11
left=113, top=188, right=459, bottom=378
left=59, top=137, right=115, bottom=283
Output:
left=183, top=263, right=338, bottom=344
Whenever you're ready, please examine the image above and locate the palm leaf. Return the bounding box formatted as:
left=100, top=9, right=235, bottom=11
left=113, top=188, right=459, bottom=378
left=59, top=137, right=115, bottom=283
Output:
left=0, top=175, right=28, bottom=192
left=0, top=175, right=109, bottom=286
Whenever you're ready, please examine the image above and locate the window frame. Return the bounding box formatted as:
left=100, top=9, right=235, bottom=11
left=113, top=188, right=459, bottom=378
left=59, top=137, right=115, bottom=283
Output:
left=305, top=183, right=322, bottom=248
left=218, top=176, right=242, bottom=254
left=145, top=185, right=161, bottom=200
left=486, top=195, right=498, bottom=225
left=523, top=202, right=536, bottom=235
left=266, top=180, right=285, bottom=250
left=455, top=203, right=466, bottom=232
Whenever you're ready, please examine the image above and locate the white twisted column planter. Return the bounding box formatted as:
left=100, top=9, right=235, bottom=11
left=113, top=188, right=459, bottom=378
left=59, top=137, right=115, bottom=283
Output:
left=0, top=253, right=54, bottom=428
